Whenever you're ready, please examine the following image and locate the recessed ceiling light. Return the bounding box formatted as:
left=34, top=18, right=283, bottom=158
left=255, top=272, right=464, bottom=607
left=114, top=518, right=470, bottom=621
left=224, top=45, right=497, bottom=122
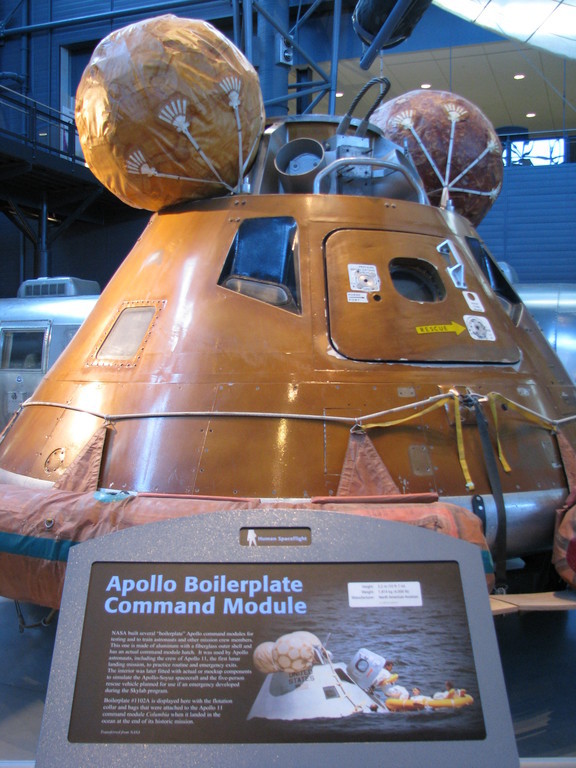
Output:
left=526, top=112, right=536, bottom=118
left=420, top=83, right=431, bottom=89
left=336, top=91, right=344, bottom=98
left=514, top=73, right=525, bottom=80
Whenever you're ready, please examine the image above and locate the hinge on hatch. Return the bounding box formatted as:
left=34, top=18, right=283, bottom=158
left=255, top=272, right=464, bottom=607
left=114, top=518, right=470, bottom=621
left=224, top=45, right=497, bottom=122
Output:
left=437, top=239, right=467, bottom=290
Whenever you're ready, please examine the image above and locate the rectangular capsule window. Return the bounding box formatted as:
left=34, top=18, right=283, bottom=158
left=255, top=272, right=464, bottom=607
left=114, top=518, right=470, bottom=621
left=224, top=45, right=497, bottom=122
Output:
left=0, top=329, right=45, bottom=370
left=219, top=217, right=300, bottom=312
left=89, top=301, right=164, bottom=367
left=96, top=307, right=156, bottom=360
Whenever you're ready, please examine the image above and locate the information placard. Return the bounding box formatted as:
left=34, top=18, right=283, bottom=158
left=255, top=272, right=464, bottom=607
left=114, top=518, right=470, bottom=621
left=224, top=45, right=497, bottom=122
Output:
left=69, top=560, right=484, bottom=745
left=37, top=511, right=519, bottom=768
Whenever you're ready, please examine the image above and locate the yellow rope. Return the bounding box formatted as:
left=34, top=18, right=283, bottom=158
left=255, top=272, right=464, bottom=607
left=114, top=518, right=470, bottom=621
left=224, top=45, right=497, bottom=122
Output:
left=451, top=392, right=475, bottom=491
left=485, top=391, right=559, bottom=475
left=18, top=389, right=569, bottom=494
left=362, top=392, right=474, bottom=491
left=361, top=394, right=453, bottom=430
left=486, top=391, right=557, bottom=431
left=486, top=394, right=511, bottom=473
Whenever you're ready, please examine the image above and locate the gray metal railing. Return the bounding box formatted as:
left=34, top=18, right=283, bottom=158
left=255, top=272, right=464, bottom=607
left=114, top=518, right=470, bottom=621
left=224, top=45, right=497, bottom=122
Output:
left=0, top=84, right=84, bottom=164
left=1, top=82, right=574, bottom=170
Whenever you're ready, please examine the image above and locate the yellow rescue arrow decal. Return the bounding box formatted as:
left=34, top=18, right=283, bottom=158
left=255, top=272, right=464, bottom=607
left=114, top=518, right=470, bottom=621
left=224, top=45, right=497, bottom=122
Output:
left=416, top=321, right=466, bottom=336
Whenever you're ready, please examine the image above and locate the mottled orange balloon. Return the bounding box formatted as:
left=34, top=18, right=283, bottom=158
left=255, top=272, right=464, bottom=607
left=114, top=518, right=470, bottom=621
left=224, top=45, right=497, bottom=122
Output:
left=75, top=15, right=265, bottom=210
left=372, top=90, right=503, bottom=225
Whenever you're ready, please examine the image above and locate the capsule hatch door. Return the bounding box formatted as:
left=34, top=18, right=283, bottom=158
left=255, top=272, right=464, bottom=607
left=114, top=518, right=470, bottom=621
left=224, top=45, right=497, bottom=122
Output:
left=325, top=229, right=521, bottom=364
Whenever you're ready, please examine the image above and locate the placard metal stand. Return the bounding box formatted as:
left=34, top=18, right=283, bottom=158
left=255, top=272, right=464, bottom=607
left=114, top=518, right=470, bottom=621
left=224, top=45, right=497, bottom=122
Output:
left=36, top=510, right=519, bottom=767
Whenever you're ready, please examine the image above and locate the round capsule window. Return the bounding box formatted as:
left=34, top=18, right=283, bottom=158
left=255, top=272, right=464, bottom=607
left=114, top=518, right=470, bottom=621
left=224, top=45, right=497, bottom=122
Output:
left=389, top=258, right=446, bottom=302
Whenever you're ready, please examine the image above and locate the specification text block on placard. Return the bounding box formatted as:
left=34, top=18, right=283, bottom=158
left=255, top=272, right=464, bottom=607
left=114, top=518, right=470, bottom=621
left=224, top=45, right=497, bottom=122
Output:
left=347, top=581, right=423, bottom=607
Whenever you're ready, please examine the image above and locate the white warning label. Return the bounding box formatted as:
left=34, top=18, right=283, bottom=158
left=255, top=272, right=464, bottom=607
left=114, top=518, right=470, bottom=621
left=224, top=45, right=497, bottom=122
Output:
left=464, top=315, right=496, bottom=341
left=348, top=264, right=381, bottom=292
left=347, top=292, right=369, bottom=303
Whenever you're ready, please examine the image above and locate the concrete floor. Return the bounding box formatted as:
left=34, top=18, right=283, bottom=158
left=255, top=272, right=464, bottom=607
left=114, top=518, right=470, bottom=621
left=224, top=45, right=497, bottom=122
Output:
left=1, top=596, right=575, bottom=765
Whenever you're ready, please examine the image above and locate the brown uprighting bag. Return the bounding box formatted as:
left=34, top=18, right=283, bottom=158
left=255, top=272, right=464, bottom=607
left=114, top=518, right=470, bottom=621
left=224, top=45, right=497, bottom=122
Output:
left=552, top=430, right=576, bottom=589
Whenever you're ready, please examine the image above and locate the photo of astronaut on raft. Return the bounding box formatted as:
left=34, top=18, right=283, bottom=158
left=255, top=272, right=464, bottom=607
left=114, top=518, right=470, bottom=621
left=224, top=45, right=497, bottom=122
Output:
left=243, top=560, right=486, bottom=743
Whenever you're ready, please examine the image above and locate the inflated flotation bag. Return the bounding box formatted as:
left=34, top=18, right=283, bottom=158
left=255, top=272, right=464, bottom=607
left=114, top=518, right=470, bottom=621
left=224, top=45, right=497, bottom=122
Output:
left=553, top=506, right=576, bottom=589
left=385, top=698, right=426, bottom=712
left=426, top=694, right=474, bottom=710
left=552, top=431, right=576, bottom=589
left=385, top=694, right=474, bottom=712
left=0, top=480, right=494, bottom=609
left=75, top=15, right=264, bottom=210
left=372, top=89, right=502, bottom=225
